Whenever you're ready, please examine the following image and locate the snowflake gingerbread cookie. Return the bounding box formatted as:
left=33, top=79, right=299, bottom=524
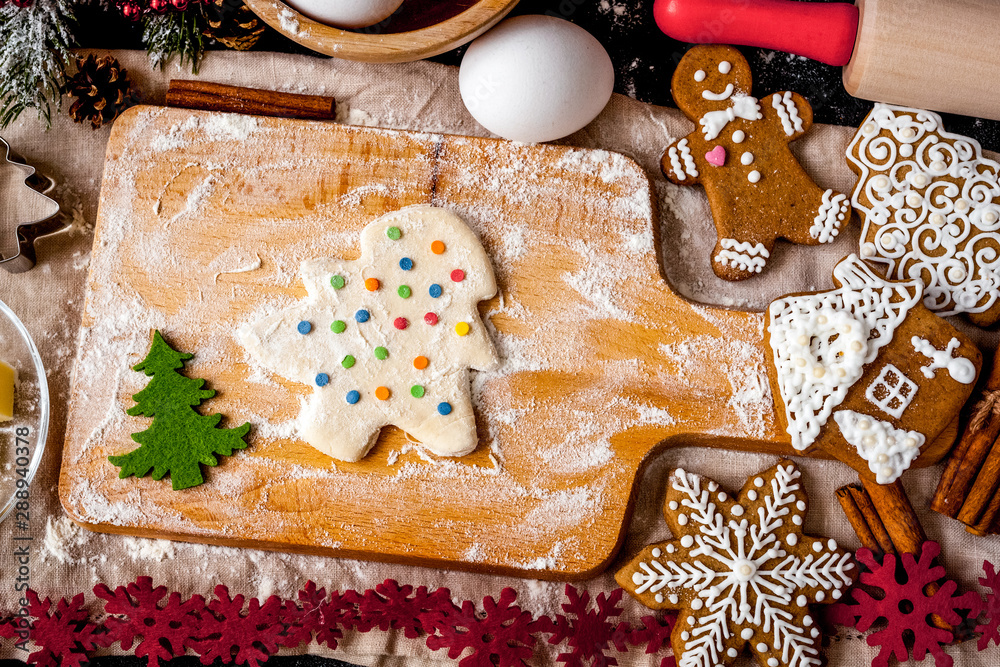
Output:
left=764, top=254, right=980, bottom=485
left=615, top=460, right=855, bottom=667
left=847, top=103, right=1000, bottom=326
left=240, top=205, right=499, bottom=462
left=662, top=45, right=851, bottom=281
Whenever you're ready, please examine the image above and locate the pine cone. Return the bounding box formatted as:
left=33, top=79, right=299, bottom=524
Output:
left=67, top=55, right=138, bottom=130
left=202, top=0, right=266, bottom=51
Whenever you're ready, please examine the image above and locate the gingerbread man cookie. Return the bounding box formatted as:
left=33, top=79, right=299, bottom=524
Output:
left=240, top=205, right=499, bottom=462
left=616, top=460, right=854, bottom=667
left=662, top=45, right=851, bottom=281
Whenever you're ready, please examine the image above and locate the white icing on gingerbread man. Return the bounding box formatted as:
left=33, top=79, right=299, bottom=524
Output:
left=662, top=45, right=851, bottom=281
left=240, top=205, right=499, bottom=462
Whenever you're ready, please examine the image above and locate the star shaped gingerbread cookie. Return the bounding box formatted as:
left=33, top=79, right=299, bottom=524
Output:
left=615, top=460, right=855, bottom=667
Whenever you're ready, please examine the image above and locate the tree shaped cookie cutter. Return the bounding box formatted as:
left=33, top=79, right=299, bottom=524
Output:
left=0, top=136, right=65, bottom=273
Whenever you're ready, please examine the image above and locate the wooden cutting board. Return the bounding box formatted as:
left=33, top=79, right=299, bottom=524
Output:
left=58, top=106, right=952, bottom=579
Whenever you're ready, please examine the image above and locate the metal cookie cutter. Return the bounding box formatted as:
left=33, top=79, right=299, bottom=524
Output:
left=0, top=136, right=66, bottom=274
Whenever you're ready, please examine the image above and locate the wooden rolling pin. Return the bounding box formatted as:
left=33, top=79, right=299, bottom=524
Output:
left=654, top=0, right=1000, bottom=121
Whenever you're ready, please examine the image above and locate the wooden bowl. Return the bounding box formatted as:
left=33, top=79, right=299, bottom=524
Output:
left=243, top=0, right=521, bottom=63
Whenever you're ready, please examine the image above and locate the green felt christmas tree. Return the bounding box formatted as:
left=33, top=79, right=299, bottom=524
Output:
left=109, top=331, right=251, bottom=490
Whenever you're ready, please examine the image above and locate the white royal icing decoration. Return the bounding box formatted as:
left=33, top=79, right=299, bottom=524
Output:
left=702, top=83, right=734, bottom=101
left=627, top=465, right=852, bottom=667
left=714, top=238, right=769, bottom=274
left=732, top=130, right=745, bottom=143
left=719, top=60, right=732, bottom=74
left=748, top=170, right=761, bottom=184
left=767, top=255, right=921, bottom=450
left=833, top=410, right=925, bottom=484
left=694, top=69, right=706, bottom=82
left=741, top=152, right=754, bottom=165
left=911, top=336, right=976, bottom=384
left=865, top=364, right=917, bottom=419
left=669, top=138, right=700, bottom=180
left=700, top=94, right=763, bottom=141
left=809, top=190, right=849, bottom=244
left=772, top=92, right=804, bottom=136
left=846, top=103, right=1000, bottom=319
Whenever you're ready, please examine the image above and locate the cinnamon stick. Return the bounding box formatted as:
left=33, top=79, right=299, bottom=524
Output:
left=835, top=483, right=894, bottom=555
left=859, top=477, right=927, bottom=555
left=960, top=443, right=1000, bottom=533
left=166, top=80, right=336, bottom=120
left=932, top=353, right=1000, bottom=519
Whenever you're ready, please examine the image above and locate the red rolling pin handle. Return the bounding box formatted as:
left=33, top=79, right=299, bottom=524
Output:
left=653, top=0, right=860, bottom=67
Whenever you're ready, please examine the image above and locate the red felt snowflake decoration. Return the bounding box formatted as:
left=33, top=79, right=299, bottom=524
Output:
left=23, top=592, right=106, bottom=667
left=193, top=586, right=285, bottom=666
left=621, top=614, right=678, bottom=667
left=359, top=579, right=454, bottom=639
left=826, top=541, right=982, bottom=667
left=0, top=616, right=17, bottom=640
left=976, top=559, right=1000, bottom=650
left=95, top=576, right=206, bottom=667
left=546, top=585, right=628, bottom=667
left=280, top=581, right=366, bottom=650
left=424, top=587, right=542, bottom=667
left=281, top=581, right=327, bottom=647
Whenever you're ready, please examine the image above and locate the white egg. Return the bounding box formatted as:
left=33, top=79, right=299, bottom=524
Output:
left=459, top=15, right=615, bottom=143
left=283, top=0, right=404, bottom=29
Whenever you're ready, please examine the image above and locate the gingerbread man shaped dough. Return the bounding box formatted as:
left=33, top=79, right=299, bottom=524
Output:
left=662, top=45, right=852, bottom=281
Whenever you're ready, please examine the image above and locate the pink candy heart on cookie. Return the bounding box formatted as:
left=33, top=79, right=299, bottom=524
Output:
left=705, top=145, right=726, bottom=166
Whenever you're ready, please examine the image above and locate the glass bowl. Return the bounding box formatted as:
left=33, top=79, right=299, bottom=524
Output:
left=0, top=298, right=49, bottom=525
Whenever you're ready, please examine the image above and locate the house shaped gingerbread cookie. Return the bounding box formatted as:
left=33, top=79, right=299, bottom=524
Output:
left=764, top=254, right=980, bottom=484
left=847, top=103, right=1000, bottom=326
left=663, top=45, right=851, bottom=281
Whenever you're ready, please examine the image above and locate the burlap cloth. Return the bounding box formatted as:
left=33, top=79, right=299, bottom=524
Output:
left=1, top=50, right=998, bottom=666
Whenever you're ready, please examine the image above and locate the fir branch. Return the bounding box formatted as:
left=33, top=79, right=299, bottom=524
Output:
left=143, top=8, right=206, bottom=74
left=0, top=0, right=76, bottom=128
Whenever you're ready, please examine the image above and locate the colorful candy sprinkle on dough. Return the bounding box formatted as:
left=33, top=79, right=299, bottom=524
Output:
left=424, top=312, right=439, bottom=326
left=451, top=269, right=465, bottom=282
left=413, top=356, right=429, bottom=370
left=411, top=385, right=425, bottom=398
left=315, top=373, right=329, bottom=387
left=399, top=257, right=413, bottom=271
left=431, top=240, right=445, bottom=254
left=438, top=402, right=453, bottom=416
left=376, top=386, right=391, bottom=400
left=342, top=355, right=356, bottom=369
left=355, top=309, right=370, bottom=323
left=394, top=317, right=408, bottom=330
left=330, top=275, right=345, bottom=289
left=346, top=390, right=360, bottom=404
left=429, top=284, right=443, bottom=298
left=297, top=321, right=312, bottom=334
left=386, top=226, right=402, bottom=240
left=374, top=346, right=389, bottom=360
left=398, top=285, right=411, bottom=298
left=455, top=322, right=470, bottom=336
left=331, top=320, right=347, bottom=333
left=365, top=277, right=380, bottom=291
